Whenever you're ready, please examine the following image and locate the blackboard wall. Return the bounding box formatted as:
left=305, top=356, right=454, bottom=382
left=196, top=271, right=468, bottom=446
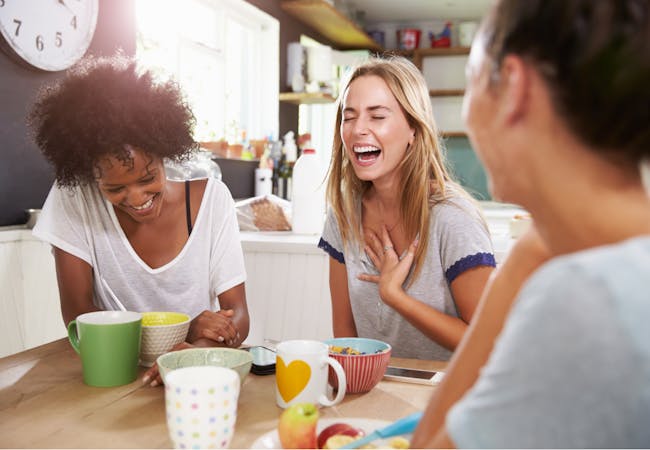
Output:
left=0, top=0, right=329, bottom=226
left=0, top=0, right=136, bottom=226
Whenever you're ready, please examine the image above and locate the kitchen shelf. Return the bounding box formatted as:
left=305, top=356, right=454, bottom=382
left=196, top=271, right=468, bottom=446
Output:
left=430, top=89, right=465, bottom=97
left=440, top=131, right=468, bottom=138
left=279, top=91, right=337, bottom=105
left=382, top=49, right=415, bottom=58
left=280, top=0, right=382, bottom=51
left=413, top=46, right=471, bottom=69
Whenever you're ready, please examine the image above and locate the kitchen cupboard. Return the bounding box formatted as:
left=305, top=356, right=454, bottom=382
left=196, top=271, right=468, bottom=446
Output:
left=240, top=232, right=333, bottom=345
left=414, top=47, right=471, bottom=137
left=0, top=229, right=65, bottom=358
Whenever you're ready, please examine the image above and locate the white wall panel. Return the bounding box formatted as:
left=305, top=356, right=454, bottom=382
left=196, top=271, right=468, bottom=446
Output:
left=242, top=247, right=332, bottom=346
left=0, top=238, right=26, bottom=357
left=431, top=96, right=466, bottom=133
left=20, top=240, right=65, bottom=349
left=422, top=54, right=467, bottom=90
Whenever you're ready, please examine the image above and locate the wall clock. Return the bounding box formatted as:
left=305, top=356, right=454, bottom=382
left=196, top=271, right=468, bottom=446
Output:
left=0, top=0, right=99, bottom=71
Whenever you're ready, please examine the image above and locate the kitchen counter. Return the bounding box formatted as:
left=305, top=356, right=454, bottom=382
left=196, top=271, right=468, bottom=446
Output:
left=240, top=231, right=324, bottom=254
left=240, top=201, right=524, bottom=263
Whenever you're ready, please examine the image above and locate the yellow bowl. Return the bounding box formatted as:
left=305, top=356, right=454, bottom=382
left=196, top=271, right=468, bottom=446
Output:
left=140, top=312, right=191, bottom=367
left=142, top=311, right=190, bottom=326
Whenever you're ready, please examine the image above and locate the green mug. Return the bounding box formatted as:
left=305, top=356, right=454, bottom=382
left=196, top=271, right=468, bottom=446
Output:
left=67, top=311, right=142, bottom=387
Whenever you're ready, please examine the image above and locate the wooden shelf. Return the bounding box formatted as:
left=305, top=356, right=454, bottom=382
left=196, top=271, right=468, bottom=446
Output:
left=417, top=47, right=471, bottom=56
left=430, top=89, right=465, bottom=97
left=279, top=92, right=337, bottom=105
left=381, top=49, right=415, bottom=58
left=281, top=0, right=382, bottom=51
left=440, top=131, right=468, bottom=138
left=413, top=46, right=471, bottom=69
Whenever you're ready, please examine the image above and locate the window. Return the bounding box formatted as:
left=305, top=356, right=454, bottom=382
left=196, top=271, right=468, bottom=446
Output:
left=136, top=0, right=279, bottom=144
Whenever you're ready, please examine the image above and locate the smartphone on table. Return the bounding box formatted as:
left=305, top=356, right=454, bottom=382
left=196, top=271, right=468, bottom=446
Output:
left=247, top=346, right=276, bottom=375
left=383, top=366, right=444, bottom=385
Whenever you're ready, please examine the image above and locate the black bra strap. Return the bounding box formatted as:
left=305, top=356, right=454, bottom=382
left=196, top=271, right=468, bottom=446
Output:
left=185, top=180, right=192, bottom=236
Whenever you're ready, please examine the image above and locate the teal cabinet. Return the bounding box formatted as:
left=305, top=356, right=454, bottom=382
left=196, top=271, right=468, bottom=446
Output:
left=444, top=137, right=490, bottom=200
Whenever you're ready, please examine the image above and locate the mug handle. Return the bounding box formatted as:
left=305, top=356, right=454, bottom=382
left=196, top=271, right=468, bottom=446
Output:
left=67, top=320, right=81, bottom=355
left=319, top=356, right=346, bottom=407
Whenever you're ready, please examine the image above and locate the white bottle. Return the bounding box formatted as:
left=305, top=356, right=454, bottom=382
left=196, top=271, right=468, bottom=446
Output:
left=283, top=131, right=298, bottom=201
left=291, top=148, right=327, bottom=234
left=254, top=168, right=272, bottom=197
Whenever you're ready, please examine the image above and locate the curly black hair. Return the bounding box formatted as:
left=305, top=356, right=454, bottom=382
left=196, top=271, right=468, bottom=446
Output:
left=28, top=54, right=198, bottom=187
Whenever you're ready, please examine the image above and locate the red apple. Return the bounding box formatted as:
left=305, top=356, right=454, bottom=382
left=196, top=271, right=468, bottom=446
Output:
left=317, top=423, right=365, bottom=449
left=278, top=403, right=320, bottom=449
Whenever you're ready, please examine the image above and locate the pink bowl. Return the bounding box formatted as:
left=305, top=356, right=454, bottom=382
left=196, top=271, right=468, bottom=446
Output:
left=325, top=338, right=392, bottom=394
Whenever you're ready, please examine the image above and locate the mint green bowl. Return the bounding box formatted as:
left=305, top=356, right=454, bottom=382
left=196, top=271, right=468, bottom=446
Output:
left=157, top=348, right=253, bottom=385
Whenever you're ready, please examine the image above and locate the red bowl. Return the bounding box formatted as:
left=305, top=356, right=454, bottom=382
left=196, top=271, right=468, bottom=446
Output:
left=325, top=338, right=392, bottom=394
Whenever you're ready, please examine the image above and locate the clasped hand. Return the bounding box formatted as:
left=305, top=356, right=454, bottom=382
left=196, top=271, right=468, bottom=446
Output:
left=358, top=225, right=418, bottom=305
left=188, top=309, right=240, bottom=347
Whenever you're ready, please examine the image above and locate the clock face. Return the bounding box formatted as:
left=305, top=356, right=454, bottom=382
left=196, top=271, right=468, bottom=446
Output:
left=0, top=0, right=99, bottom=71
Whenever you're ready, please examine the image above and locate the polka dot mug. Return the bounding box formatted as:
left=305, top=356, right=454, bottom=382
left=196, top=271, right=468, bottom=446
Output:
left=165, top=366, right=240, bottom=449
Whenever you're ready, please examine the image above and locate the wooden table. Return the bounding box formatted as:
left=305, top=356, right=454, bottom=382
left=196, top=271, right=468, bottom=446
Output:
left=0, top=339, right=446, bottom=448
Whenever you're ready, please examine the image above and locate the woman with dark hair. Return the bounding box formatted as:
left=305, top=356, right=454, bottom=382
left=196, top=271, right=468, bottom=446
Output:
left=412, top=0, right=650, bottom=447
left=29, top=55, right=250, bottom=386
left=319, top=56, right=495, bottom=360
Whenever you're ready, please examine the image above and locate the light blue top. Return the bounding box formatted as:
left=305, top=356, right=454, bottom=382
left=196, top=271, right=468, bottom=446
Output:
left=447, top=235, right=650, bottom=448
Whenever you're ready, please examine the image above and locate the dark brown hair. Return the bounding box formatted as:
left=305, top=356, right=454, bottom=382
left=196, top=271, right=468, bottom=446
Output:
left=28, top=54, right=198, bottom=187
left=481, top=0, right=650, bottom=166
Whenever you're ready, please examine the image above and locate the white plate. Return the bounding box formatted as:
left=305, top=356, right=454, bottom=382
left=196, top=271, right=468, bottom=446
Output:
left=250, top=417, right=393, bottom=449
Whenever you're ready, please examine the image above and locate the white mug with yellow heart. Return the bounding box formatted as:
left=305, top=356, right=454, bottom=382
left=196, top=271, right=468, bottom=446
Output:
left=275, top=340, right=346, bottom=408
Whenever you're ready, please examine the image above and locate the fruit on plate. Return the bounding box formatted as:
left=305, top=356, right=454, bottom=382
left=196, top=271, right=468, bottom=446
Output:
left=323, top=434, right=357, bottom=449
left=388, top=436, right=410, bottom=448
left=278, top=403, right=320, bottom=449
left=317, top=423, right=365, bottom=449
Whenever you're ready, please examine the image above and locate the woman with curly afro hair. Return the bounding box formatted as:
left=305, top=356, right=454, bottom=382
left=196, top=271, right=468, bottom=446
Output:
left=29, top=55, right=249, bottom=387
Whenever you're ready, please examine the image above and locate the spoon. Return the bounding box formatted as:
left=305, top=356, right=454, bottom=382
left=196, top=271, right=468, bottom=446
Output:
left=100, top=276, right=126, bottom=311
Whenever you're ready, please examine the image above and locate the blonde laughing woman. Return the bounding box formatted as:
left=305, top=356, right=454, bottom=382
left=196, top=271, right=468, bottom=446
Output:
left=318, top=56, right=496, bottom=360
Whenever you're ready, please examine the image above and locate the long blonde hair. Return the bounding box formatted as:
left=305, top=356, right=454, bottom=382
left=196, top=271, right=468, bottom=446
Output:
left=326, top=56, right=470, bottom=282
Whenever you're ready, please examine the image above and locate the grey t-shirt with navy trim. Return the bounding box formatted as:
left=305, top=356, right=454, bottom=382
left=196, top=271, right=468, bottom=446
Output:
left=319, top=194, right=495, bottom=360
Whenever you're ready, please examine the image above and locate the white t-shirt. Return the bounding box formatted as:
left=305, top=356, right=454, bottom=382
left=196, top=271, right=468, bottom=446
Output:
left=33, top=178, right=246, bottom=319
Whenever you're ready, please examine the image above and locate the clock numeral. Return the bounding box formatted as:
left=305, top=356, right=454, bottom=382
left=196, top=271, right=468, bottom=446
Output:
left=36, top=35, right=44, bottom=51
left=55, top=32, right=63, bottom=47
left=13, top=19, right=22, bottom=37
left=71, top=15, right=77, bottom=30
